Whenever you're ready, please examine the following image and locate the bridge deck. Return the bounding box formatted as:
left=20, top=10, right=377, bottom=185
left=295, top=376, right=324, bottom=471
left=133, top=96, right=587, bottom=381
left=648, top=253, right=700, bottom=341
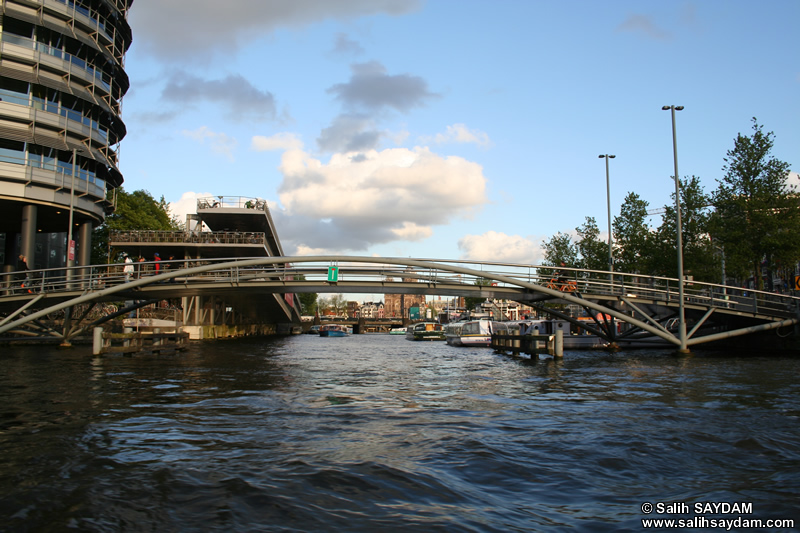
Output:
left=1, top=256, right=797, bottom=348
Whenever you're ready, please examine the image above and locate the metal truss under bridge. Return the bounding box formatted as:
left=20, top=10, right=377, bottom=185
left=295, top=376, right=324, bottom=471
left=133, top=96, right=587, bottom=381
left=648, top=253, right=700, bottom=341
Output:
left=1, top=256, right=798, bottom=349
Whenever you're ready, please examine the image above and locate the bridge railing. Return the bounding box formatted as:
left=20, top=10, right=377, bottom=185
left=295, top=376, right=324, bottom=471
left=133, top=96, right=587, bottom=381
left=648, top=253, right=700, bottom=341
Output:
left=1, top=257, right=798, bottom=319
left=110, top=230, right=268, bottom=246
left=196, top=196, right=268, bottom=211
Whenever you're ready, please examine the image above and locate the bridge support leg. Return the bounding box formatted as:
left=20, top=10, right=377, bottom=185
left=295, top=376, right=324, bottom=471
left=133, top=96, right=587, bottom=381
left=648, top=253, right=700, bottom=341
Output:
left=59, top=306, right=73, bottom=348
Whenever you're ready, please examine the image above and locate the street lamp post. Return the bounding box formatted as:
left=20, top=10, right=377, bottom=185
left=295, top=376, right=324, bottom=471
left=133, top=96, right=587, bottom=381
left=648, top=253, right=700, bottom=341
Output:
left=662, top=105, right=688, bottom=353
left=598, top=154, right=615, bottom=283
left=66, top=148, right=79, bottom=288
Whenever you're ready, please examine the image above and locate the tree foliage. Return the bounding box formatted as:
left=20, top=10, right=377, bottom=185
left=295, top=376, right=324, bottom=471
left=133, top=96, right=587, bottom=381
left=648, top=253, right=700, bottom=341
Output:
left=651, top=176, right=718, bottom=281
left=575, top=216, right=608, bottom=271
left=293, top=274, right=318, bottom=314
left=541, top=232, right=578, bottom=267
left=92, top=189, right=181, bottom=264
left=710, top=119, right=798, bottom=289
left=321, top=294, right=347, bottom=316
left=612, top=192, right=652, bottom=274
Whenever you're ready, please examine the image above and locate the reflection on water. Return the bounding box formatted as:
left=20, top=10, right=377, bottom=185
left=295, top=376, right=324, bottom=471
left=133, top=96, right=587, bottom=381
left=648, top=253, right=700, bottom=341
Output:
left=1, top=336, right=798, bottom=531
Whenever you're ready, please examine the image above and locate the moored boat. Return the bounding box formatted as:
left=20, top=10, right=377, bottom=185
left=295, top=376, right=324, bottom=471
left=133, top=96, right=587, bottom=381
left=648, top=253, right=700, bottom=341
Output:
left=405, top=322, right=445, bottom=341
left=459, top=318, right=494, bottom=347
left=445, top=321, right=464, bottom=346
left=319, top=324, right=349, bottom=337
left=389, top=327, right=407, bottom=335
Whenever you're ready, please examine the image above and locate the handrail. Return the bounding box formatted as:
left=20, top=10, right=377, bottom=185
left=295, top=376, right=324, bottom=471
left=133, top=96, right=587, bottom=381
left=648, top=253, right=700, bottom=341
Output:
left=196, top=196, right=268, bottom=211
left=2, top=256, right=797, bottom=320
left=110, top=230, right=268, bottom=246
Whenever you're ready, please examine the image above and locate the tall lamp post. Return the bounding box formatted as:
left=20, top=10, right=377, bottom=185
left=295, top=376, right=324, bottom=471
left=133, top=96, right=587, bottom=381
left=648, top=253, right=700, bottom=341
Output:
left=598, top=154, right=615, bottom=282
left=66, top=148, right=81, bottom=287
left=662, top=105, right=688, bottom=353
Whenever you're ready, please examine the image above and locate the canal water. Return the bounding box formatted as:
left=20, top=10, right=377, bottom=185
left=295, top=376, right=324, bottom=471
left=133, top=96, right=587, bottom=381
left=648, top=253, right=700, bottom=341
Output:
left=1, top=335, right=798, bottom=532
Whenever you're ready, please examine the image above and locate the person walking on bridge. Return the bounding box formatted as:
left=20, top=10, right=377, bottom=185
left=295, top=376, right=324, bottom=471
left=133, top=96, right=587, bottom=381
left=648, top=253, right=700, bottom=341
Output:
left=17, top=254, right=31, bottom=293
left=123, top=253, right=134, bottom=282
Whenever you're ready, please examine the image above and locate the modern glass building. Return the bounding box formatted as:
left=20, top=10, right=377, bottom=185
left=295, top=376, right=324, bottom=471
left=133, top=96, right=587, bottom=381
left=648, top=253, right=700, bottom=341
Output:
left=0, top=0, right=132, bottom=272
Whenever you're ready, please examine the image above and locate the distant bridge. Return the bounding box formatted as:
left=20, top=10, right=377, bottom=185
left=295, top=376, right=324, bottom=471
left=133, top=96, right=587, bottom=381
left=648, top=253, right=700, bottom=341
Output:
left=1, top=256, right=798, bottom=349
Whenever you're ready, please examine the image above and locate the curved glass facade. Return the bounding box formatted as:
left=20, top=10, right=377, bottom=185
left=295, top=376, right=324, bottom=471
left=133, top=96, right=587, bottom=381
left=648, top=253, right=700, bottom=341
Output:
left=0, top=0, right=133, bottom=269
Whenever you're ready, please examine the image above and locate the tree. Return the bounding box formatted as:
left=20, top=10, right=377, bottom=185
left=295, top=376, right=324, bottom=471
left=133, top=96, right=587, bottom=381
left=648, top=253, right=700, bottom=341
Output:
left=293, top=275, right=318, bottom=315
left=327, top=294, right=347, bottom=316
left=710, top=119, right=798, bottom=290
left=575, top=216, right=608, bottom=272
left=92, top=188, right=181, bottom=264
left=612, top=192, right=652, bottom=274
left=541, top=232, right=578, bottom=267
left=652, top=176, right=718, bottom=281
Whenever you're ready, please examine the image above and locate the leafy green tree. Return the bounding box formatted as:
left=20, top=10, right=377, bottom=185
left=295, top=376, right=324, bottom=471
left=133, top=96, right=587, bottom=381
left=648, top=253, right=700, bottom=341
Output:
left=541, top=232, right=578, bottom=267
left=575, top=216, right=608, bottom=271
left=327, top=294, right=347, bottom=316
left=651, top=176, right=718, bottom=281
left=710, top=119, right=798, bottom=289
left=292, top=274, right=318, bottom=314
left=612, top=192, right=652, bottom=274
left=92, top=188, right=181, bottom=264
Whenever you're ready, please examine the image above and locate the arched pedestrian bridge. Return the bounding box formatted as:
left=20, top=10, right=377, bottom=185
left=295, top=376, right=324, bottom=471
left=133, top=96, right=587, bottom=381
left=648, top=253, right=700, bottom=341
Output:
left=1, top=256, right=798, bottom=349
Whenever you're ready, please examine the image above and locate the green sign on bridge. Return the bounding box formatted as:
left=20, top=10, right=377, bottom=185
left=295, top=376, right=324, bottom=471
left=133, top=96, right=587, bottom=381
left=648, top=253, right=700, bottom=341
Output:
left=327, top=266, right=339, bottom=282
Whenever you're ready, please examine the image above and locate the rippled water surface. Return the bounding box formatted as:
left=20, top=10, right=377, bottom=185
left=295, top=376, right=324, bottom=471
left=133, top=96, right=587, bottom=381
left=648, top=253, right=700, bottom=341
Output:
left=1, top=335, right=799, bottom=531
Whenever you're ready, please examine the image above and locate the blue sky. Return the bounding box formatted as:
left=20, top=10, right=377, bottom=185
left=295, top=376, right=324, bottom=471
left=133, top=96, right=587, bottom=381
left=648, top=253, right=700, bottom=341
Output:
left=120, top=0, right=799, bottom=264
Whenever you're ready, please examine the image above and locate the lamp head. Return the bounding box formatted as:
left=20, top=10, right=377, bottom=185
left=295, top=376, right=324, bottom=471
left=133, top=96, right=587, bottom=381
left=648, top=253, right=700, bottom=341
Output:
left=609, top=155, right=616, bottom=159
left=662, top=106, right=671, bottom=110
left=675, top=106, right=684, bottom=111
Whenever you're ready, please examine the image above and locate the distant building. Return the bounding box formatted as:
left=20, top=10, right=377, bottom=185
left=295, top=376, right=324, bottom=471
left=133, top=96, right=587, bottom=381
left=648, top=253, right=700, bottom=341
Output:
left=384, top=268, right=425, bottom=317
left=359, top=301, right=385, bottom=319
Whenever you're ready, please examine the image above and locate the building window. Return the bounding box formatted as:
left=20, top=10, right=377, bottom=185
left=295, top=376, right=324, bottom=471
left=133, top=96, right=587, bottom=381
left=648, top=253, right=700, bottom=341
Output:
left=0, top=139, right=25, bottom=164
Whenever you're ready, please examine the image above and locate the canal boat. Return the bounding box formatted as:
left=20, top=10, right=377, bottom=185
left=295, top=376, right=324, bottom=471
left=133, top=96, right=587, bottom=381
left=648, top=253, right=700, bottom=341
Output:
left=405, top=322, right=446, bottom=341
left=389, top=327, right=407, bottom=335
left=319, top=324, right=349, bottom=337
left=460, top=318, right=495, bottom=347
left=445, top=318, right=494, bottom=347
left=444, top=321, right=464, bottom=346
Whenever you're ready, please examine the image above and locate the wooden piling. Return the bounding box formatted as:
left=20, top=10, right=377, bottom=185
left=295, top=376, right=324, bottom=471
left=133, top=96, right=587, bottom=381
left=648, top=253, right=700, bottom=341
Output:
left=491, top=331, right=563, bottom=359
left=92, top=327, right=188, bottom=356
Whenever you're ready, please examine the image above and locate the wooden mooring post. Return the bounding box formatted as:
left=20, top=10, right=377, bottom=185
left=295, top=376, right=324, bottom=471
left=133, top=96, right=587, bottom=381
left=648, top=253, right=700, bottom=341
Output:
left=93, top=327, right=189, bottom=356
left=491, top=330, right=563, bottom=358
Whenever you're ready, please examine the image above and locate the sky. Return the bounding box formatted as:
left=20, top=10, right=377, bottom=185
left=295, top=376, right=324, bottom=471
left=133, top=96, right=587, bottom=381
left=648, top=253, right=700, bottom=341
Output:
left=119, top=0, right=799, bottom=265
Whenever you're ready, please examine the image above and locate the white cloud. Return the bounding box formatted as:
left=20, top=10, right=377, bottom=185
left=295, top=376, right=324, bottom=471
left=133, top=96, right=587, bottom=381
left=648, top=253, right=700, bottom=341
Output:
left=251, top=133, right=305, bottom=152
left=785, top=171, right=799, bottom=191
left=390, top=222, right=433, bottom=241
left=457, top=231, right=543, bottom=264
left=271, top=146, right=488, bottom=253
left=182, top=126, right=237, bottom=161
left=427, top=123, right=492, bottom=147
left=279, top=146, right=486, bottom=220
left=167, top=191, right=214, bottom=225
